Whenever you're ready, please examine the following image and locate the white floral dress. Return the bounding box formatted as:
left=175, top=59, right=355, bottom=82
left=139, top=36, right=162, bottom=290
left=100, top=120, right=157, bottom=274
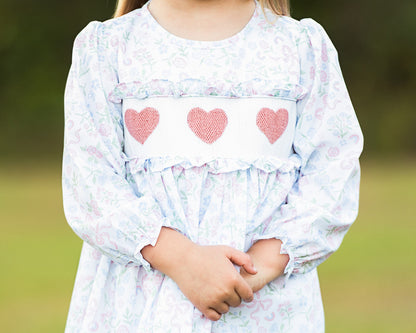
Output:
left=62, top=0, right=363, bottom=332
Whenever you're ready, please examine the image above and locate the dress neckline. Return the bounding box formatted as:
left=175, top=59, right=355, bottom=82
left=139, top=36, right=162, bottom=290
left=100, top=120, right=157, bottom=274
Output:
left=142, top=0, right=259, bottom=49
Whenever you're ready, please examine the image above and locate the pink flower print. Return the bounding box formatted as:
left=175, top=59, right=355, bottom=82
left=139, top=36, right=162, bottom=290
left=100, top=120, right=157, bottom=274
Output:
left=323, top=93, right=340, bottom=110
left=183, top=178, right=194, bottom=192
left=100, top=312, right=113, bottom=325
left=204, top=175, right=213, bottom=188
left=117, top=82, right=128, bottom=93
left=310, top=66, right=316, bottom=80
left=258, top=19, right=268, bottom=29
left=69, top=128, right=81, bottom=144
left=74, top=33, right=86, bottom=49
left=134, top=48, right=152, bottom=62
left=95, top=224, right=119, bottom=249
left=88, top=31, right=95, bottom=43
left=67, top=119, right=74, bottom=130
left=277, top=301, right=294, bottom=320
left=90, top=198, right=102, bottom=217
left=172, top=56, right=187, bottom=68
left=320, top=69, right=328, bottom=83
left=86, top=146, right=103, bottom=159
left=326, top=225, right=349, bottom=244
left=204, top=86, right=219, bottom=95
left=321, top=42, right=328, bottom=62
left=91, top=248, right=101, bottom=260
left=98, top=123, right=111, bottom=137
left=282, top=45, right=295, bottom=65
left=328, top=147, right=340, bottom=158
left=110, top=36, right=119, bottom=47
left=247, top=293, right=273, bottom=326
left=331, top=204, right=343, bottom=217
left=349, top=134, right=361, bottom=144
left=65, top=165, right=72, bottom=175
left=315, top=107, right=324, bottom=120
left=245, top=81, right=257, bottom=95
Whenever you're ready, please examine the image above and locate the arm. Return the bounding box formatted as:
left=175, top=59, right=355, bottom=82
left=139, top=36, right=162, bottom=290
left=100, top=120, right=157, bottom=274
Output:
left=244, top=19, right=364, bottom=288
left=63, top=21, right=256, bottom=319
left=240, top=239, right=289, bottom=292
left=62, top=21, right=187, bottom=269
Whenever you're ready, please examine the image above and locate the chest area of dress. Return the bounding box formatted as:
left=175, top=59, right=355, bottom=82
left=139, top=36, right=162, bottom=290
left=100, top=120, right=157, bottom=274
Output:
left=117, top=37, right=300, bottom=83
left=122, top=96, right=296, bottom=159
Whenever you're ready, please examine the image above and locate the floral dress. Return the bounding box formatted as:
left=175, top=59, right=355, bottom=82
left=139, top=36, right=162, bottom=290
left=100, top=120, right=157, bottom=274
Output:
left=62, top=0, right=363, bottom=332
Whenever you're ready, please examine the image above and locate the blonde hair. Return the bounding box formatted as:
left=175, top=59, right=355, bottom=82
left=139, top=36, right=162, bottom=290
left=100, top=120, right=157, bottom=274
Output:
left=113, top=0, right=290, bottom=19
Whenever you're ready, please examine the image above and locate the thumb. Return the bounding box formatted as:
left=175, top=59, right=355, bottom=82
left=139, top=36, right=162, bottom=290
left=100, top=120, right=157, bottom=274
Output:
left=226, top=248, right=257, bottom=275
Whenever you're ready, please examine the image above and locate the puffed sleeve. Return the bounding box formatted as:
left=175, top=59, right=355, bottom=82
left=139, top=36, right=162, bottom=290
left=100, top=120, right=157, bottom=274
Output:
left=62, top=21, right=185, bottom=270
left=252, top=19, right=364, bottom=283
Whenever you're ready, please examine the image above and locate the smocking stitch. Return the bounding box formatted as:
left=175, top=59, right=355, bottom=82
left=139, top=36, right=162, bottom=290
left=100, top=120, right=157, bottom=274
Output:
left=256, top=107, right=289, bottom=144
left=125, top=107, right=160, bottom=144
left=187, top=107, right=228, bottom=144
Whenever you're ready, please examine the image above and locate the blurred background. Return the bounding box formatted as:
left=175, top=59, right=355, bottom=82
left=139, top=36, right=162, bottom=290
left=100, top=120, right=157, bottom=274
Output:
left=0, top=0, right=415, bottom=332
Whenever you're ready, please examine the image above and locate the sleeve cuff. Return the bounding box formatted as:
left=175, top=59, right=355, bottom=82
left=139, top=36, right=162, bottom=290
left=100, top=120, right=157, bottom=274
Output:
left=279, top=238, right=296, bottom=288
left=133, top=216, right=187, bottom=272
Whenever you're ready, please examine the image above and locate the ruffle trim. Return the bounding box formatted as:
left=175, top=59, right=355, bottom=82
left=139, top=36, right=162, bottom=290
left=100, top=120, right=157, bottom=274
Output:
left=108, top=78, right=307, bottom=103
left=124, top=155, right=302, bottom=174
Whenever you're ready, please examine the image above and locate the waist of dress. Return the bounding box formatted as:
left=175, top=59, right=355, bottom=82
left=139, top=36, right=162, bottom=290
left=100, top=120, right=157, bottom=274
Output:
left=122, top=96, right=297, bottom=160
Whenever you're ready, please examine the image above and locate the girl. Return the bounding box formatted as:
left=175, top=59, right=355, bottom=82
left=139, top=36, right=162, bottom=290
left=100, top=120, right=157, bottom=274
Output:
left=62, top=0, right=363, bottom=331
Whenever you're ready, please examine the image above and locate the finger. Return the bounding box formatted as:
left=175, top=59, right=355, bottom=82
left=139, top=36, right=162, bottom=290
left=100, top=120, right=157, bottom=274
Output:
left=226, top=248, right=257, bottom=275
left=212, top=302, right=229, bottom=315
left=225, top=292, right=242, bottom=308
left=204, top=308, right=221, bottom=321
left=234, top=275, right=254, bottom=303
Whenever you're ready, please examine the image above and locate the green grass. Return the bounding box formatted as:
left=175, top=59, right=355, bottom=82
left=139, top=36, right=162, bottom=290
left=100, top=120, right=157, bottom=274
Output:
left=0, top=162, right=81, bottom=332
left=318, top=158, right=416, bottom=333
left=1, top=158, right=415, bottom=332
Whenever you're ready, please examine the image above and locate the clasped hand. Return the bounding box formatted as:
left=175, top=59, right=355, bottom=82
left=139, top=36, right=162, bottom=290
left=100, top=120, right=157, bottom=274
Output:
left=141, top=228, right=289, bottom=321
left=170, top=244, right=257, bottom=321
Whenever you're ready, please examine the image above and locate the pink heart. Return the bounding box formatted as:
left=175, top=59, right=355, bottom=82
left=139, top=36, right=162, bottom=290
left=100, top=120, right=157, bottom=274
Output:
left=125, top=107, right=159, bottom=144
left=256, top=108, right=289, bottom=144
left=187, top=107, right=228, bottom=144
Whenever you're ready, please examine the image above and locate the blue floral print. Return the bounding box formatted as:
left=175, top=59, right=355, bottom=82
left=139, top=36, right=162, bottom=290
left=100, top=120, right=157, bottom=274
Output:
left=62, top=1, right=363, bottom=331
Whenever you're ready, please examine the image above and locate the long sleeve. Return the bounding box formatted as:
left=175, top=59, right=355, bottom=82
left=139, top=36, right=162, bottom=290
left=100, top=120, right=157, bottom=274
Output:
left=252, top=18, right=364, bottom=282
left=62, top=21, right=184, bottom=270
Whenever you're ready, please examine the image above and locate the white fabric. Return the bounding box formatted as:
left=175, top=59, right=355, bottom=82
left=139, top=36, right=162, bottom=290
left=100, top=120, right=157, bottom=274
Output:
left=123, top=97, right=296, bottom=160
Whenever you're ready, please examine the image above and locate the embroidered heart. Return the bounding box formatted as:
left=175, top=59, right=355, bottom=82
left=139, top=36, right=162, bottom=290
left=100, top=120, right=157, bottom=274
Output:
left=256, top=108, right=289, bottom=144
left=187, top=107, right=228, bottom=144
left=125, top=107, right=159, bottom=144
